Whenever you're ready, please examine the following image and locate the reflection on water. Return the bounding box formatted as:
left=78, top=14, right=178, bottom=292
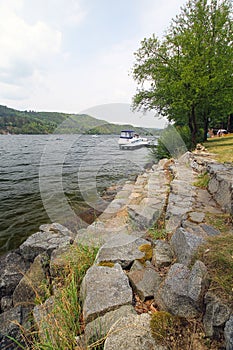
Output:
left=0, top=134, right=152, bottom=254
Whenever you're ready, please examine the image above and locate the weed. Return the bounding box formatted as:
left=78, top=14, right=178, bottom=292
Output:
left=193, top=172, right=210, bottom=189
left=11, top=244, right=99, bottom=350
left=150, top=311, right=193, bottom=348
left=147, top=228, right=168, bottom=241
left=150, top=312, right=220, bottom=349
left=194, top=233, right=233, bottom=306
left=204, top=212, right=232, bottom=233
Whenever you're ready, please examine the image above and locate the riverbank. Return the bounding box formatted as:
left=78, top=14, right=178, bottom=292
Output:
left=0, top=149, right=232, bottom=349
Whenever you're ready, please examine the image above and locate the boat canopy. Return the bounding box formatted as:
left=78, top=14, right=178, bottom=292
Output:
left=119, top=130, right=135, bottom=139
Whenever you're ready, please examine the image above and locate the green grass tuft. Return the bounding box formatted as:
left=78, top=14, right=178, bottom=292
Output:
left=195, top=233, right=233, bottom=306
left=193, top=172, right=210, bottom=189
left=15, top=244, right=99, bottom=350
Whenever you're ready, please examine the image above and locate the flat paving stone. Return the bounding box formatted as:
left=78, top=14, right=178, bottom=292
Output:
left=81, top=263, right=132, bottom=323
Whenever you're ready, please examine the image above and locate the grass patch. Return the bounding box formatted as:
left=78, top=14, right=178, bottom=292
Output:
left=150, top=312, right=205, bottom=349
left=17, top=244, right=99, bottom=350
left=204, top=134, right=233, bottom=163
left=194, top=233, right=233, bottom=306
left=193, top=172, right=210, bottom=189
left=147, top=209, right=169, bottom=241
left=147, top=227, right=168, bottom=241
left=204, top=212, right=232, bottom=233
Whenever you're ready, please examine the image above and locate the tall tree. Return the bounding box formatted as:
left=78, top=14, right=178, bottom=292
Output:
left=132, top=0, right=233, bottom=147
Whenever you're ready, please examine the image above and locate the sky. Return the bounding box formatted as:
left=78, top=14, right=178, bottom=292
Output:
left=0, top=0, right=187, bottom=128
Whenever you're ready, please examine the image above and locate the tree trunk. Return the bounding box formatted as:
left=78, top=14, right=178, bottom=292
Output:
left=189, top=104, right=197, bottom=148
left=203, top=114, right=209, bottom=141
left=188, top=112, right=194, bottom=148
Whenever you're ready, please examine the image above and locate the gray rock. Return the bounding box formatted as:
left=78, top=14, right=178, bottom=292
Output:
left=152, top=240, right=174, bottom=267
left=178, top=151, right=193, bottom=165
left=95, top=233, right=152, bottom=269
left=0, top=305, right=32, bottom=349
left=207, top=163, right=233, bottom=214
left=224, top=316, right=233, bottom=350
left=50, top=245, right=76, bottom=278
left=1, top=296, right=13, bottom=312
left=19, top=230, right=73, bottom=262
left=81, top=264, right=132, bottom=323
left=165, top=214, right=183, bottom=233
left=104, top=313, right=167, bottom=350
left=156, top=261, right=208, bottom=318
left=181, top=220, right=206, bottom=236
left=33, top=296, right=55, bottom=341
left=171, top=227, right=205, bottom=265
left=128, top=204, right=161, bottom=230
left=188, top=260, right=209, bottom=304
left=203, top=293, right=231, bottom=338
left=75, top=223, right=135, bottom=247
left=13, top=254, right=49, bottom=307
left=84, top=305, right=136, bottom=344
left=208, top=176, right=219, bottom=194
left=39, top=222, right=76, bottom=238
left=188, top=211, right=205, bottom=223
left=166, top=204, right=190, bottom=217
left=200, top=224, right=221, bottom=236
left=170, top=179, right=195, bottom=197
left=130, top=260, right=145, bottom=271
left=214, top=179, right=232, bottom=213
left=0, top=251, right=27, bottom=299
left=128, top=262, right=161, bottom=301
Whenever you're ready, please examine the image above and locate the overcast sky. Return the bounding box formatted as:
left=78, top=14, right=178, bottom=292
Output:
left=0, top=0, right=187, bottom=128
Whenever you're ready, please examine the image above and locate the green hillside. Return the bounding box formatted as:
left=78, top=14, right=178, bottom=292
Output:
left=0, top=105, right=160, bottom=135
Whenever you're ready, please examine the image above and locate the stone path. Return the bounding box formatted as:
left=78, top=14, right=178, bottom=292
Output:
left=75, top=160, right=170, bottom=247
left=76, top=154, right=232, bottom=349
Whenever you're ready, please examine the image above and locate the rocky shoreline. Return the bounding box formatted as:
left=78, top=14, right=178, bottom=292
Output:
left=0, top=151, right=232, bottom=349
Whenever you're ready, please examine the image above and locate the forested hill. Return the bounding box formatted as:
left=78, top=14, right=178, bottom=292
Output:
left=0, top=105, right=159, bottom=135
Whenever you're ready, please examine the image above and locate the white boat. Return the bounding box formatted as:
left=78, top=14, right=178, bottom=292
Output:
left=118, top=130, right=151, bottom=150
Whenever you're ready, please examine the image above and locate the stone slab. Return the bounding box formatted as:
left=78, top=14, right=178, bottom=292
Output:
left=95, top=233, right=151, bottom=269
left=81, top=264, right=132, bottom=323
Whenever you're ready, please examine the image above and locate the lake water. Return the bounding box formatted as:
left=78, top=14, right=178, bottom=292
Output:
left=0, top=134, right=153, bottom=255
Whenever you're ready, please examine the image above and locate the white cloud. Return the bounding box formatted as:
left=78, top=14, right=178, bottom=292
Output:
left=62, top=0, right=87, bottom=26
left=138, top=0, right=186, bottom=38
left=0, top=0, right=62, bottom=93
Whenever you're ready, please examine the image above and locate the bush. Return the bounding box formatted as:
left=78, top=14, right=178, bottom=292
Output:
left=150, top=124, right=190, bottom=160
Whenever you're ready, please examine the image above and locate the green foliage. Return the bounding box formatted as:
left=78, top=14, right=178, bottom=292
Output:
left=132, top=0, right=233, bottom=147
left=148, top=227, right=167, bottom=241
left=195, top=233, right=233, bottom=305
left=0, top=104, right=159, bottom=135
left=150, top=124, right=189, bottom=160
left=14, top=244, right=99, bottom=350
left=193, top=172, right=210, bottom=188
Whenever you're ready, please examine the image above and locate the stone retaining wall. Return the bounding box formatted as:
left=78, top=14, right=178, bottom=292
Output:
left=207, top=163, right=233, bottom=215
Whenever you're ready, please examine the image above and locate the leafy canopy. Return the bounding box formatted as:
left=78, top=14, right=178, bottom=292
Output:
left=132, top=0, right=233, bottom=147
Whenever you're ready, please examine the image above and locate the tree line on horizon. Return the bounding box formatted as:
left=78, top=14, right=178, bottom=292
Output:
left=0, top=105, right=160, bottom=136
